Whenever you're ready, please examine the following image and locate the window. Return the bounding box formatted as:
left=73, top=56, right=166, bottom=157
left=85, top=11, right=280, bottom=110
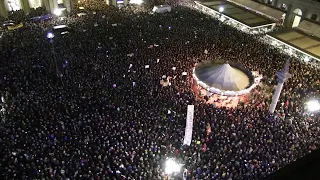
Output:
left=267, top=0, right=273, bottom=5
left=29, top=0, right=42, bottom=9
left=281, top=3, right=286, bottom=10
left=6, top=0, right=21, bottom=11
left=310, top=14, right=318, bottom=21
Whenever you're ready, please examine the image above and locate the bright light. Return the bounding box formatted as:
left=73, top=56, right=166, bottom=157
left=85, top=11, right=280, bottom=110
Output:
left=130, top=0, right=143, bottom=5
left=304, top=56, right=310, bottom=62
left=54, top=9, right=63, bottom=16
left=165, top=159, right=181, bottom=174
left=307, top=100, right=320, bottom=112
left=219, top=7, right=224, bottom=12
left=47, top=32, right=54, bottom=39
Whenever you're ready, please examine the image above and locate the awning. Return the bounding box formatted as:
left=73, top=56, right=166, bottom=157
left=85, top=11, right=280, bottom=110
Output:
left=267, top=28, right=320, bottom=61
left=296, top=20, right=320, bottom=39
left=228, top=0, right=284, bottom=20
left=199, top=1, right=276, bottom=29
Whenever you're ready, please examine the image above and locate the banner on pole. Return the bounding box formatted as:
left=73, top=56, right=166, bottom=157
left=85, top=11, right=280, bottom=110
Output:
left=183, top=105, right=194, bottom=146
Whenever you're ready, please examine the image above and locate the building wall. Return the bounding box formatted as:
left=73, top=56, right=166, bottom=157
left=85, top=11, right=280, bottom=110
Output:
left=0, top=0, right=71, bottom=17
left=255, top=0, right=320, bottom=26
left=0, top=0, right=131, bottom=17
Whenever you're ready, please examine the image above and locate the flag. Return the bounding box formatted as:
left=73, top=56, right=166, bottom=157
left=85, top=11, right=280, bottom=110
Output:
left=206, top=123, right=211, bottom=136
left=203, top=143, right=207, bottom=152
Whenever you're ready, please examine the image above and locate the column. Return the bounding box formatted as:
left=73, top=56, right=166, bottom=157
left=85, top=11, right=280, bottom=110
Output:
left=48, top=0, right=54, bottom=13
left=63, top=0, right=71, bottom=12
left=111, top=0, right=116, bottom=6
left=272, top=0, right=279, bottom=7
left=269, top=59, right=291, bottom=114
left=52, top=0, right=58, bottom=10
left=269, top=82, right=284, bottom=113
left=0, top=0, right=8, bottom=18
left=283, top=4, right=293, bottom=27
left=42, top=0, right=51, bottom=11
left=302, top=8, right=308, bottom=19
left=49, top=0, right=58, bottom=14
left=20, top=0, right=31, bottom=15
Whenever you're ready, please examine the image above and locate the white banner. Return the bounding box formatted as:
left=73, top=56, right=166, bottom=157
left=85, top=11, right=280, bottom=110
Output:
left=183, top=105, right=194, bottom=146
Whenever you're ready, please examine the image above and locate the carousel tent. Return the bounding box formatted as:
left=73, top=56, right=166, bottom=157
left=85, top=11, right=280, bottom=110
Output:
left=195, top=63, right=250, bottom=91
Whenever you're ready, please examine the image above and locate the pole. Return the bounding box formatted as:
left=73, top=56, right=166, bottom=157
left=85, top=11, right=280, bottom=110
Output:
left=269, top=59, right=291, bottom=114
left=269, top=82, right=284, bottom=113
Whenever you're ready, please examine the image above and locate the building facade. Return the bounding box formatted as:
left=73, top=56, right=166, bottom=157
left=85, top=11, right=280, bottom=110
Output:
left=255, top=0, right=320, bottom=27
left=0, top=0, right=71, bottom=18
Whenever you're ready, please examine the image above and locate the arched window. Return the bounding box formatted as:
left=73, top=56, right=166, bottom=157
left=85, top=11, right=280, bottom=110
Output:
left=29, top=0, right=42, bottom=9
left=311, top=14, right=318, bottom=21
left=6, top=0, right=21, bottom=11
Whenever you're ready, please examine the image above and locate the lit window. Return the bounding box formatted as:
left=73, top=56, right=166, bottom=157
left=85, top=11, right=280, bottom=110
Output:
left=6, top=0, right=21, bottom=11
left=29, top=0, right=42, bottom=9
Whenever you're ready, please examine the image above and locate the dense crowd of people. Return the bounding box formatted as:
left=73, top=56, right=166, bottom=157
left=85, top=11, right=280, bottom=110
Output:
left=0, top=2, right=319, bottom=180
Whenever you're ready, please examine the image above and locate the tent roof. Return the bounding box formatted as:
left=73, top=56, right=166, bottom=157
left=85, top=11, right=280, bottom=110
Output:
left=195, top=63, right=250, bottom=91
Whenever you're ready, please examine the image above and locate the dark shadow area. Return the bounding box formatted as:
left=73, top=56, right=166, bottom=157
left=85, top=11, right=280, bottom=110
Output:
left=265, top=148, right=320, bottom=180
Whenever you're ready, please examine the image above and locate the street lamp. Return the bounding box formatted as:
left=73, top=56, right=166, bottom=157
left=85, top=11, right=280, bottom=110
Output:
left=47, top=32, right=59, bottom=76
left=54, top=9, right=63, bottom=16
left=219, top=7, right=224, bottom=18
left=219, top=7, right=224, bottom=13
left=307, top=100, right=320, bottom=112
left=47, top=32, right=54, bottom=39
left=164, top=159, right=182, bottom=179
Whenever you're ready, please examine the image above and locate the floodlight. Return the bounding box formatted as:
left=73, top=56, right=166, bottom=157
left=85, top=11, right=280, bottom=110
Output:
left=307, top=100, right=320, bottom=112
left=165, top=159, right=181, bottom=174
left=47, top=32, right=54, bottom=39
left=130, top=0, right=143, bottom=5
left=54, top=9, right=62, bottom=16
left=219, top=7, right=224, bottom=12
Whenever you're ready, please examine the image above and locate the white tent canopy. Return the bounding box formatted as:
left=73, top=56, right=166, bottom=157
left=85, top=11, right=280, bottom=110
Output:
left=195, top=63, right=250, bottom=91
left=228, top=0, right=283, bottom=20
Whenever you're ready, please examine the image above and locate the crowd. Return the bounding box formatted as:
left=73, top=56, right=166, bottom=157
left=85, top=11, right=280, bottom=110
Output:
left=0, top=2, right=319, bottom=180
